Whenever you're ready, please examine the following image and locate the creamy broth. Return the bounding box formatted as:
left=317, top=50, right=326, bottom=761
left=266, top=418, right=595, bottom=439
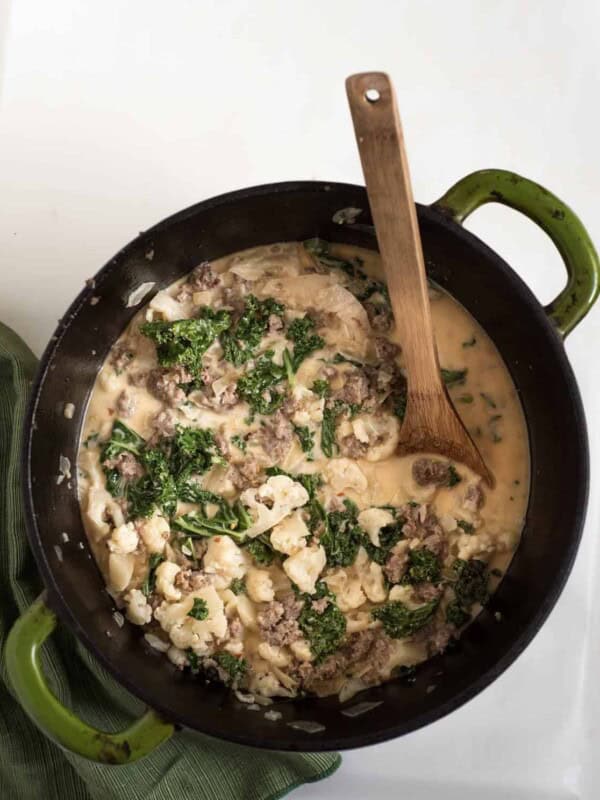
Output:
left=78, top=241, right=529, bottom=700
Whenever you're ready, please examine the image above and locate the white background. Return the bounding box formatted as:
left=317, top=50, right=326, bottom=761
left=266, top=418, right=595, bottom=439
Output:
left=1, top=2, right=599, bottom=798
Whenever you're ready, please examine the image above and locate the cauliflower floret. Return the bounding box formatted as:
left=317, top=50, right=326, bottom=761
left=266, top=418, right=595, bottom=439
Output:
left=246, top=568, right=275, bottom=603
left=241, top=475, right=309, bottom=537
left=203, top=535, right=247, bottom=589
left=156, top=586, right=228, bottom=654
left=352, top=413, right=400, bottom=462
left=155, top=561, right=182, bottom=602
left=258, top=642, right=291, bottom=668
left=137, top=513, right=169, bottom=554
left=167, top=646, right=188, bottom=668
left=324, top=568, right=366, bottom=611
left=85, top=486, right=112, bottom=541
left=108, top=553, right=135, bottom=592
left=270, top=511, right=309, bottom=555
left=224, top=640, right=244, bottom=656
left=149, top=289, right=186, bottom=321
left=290, top=639, right=313, bottom=662
left=124, top=588, right=152, bottom=625
left=283, top=545, right=326, bottom=595
left=324, top=458, right=367, bottom=493
left=357, top=508, right=395, bottom=547
left=108, top=522, right=139, bottom=555
left=355, top=547, right=387, bottom=603
left=249, top=669, right=294, bottom=698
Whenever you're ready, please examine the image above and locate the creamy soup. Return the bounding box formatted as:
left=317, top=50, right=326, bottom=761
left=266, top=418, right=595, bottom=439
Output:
left=78, top=241, right=529, bottom=701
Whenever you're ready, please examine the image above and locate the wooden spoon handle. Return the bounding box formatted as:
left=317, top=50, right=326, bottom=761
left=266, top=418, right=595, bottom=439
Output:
left=345, top=72, right=442, bottom=395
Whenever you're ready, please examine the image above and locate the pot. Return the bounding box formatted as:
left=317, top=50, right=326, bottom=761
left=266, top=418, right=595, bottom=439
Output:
left=6, top=170, right=599, bottom=762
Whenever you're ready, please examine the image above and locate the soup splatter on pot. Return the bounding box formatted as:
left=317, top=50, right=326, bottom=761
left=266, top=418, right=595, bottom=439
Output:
left=77, top=241, right=529, bottom=702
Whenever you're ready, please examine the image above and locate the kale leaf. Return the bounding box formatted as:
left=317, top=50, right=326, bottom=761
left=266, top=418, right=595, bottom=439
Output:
left=142, top=553, right=165, bottom=596
left=244, top=535, right=275, bottom=566
left=371, top=599, right=438, bottom=639
left=128, top=447, right=178, bottom=519
left=187, top=598, right=209, bottom=620
left=236, top=350, right=286, bottom=415
left=401, top=547, right=441, bottom=585
left=363, top=518, right=405, bottom=566
left=321, top=498, right=364, bottom=567
left=451, top=558, right=490, bottom=609
left=320, top=400, right=344, bottom=458
left=441, top=368, right=468, bottom=388
left=221, top=295, right=284, bottom=366
left=172, top=498, right=250, bottom=541
left=293, top=424, right=315, bottom=458
left=213, top=652, right=248, bottom=684
left=140, top=308, right=231, bottom=378
left=298, top=581, right=347, bottom=663
left=311, top=379, right=331, bottom=398
left=285, top=316, right=325, bottom=372
left=230, top=578, right=246, bottom=595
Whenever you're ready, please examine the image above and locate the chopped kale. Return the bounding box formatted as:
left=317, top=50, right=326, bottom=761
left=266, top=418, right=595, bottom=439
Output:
left=303, top=239, right=388, bottom=303
left=236, top=350, right=286, bottom=415
left=245, top=535, right=275, bottom=566
left=372, top=599, right=438, bottom=639
left=230, top=578, right=246, bottom=595
left=298, top=581, right=347, bottom=663
left=220, top=295, right=284, bottom=366
left=321, top=498, right=364, bottom=567
left=445, top=600, right=471, bottom=627
left=286, top=316, right=325, bottom=372
left=83, top=431, right=99, bottom=448
left=214, top=652, right=248, bottom=684
left=456, top=393, right=474, bottom=404
left=363, top=519, right=405, bottom=566
left=311, top=379, right=331, bottom=398
left=457, top=519, right=475, bottom=534
left=331, top=353, right=364, bottom=367
left=396, top=664, right=417, bottom=685
left=187, top=649, right=200, bottom=671
left=230, top=434, right=247, bottom=452
left=180, top=535, right=198, bottom=564
left=187, top=598, right=209, bottom=621
left=451, top=558, right=490, bottom=609
left=128, top=447, right=178, bottom=519
left=173, top=499, right=250, bottom=541
left=401, top=547, right=442, bottom=585
left=168, top=425, right=225, bottom=486
left=392, top=388, right=408, bottom=422
left=140, top=309, right=231, bottom=378
left=293, top=424, right=315, bottom=459
left=447, top=465, right=462, bottom=488
left=101, top=420, right=145, bottom=463
left=142, top=553, right=165, bottom=596
left=441, top=368, right=468, bottom=388
left=489, top=414, right=503, bottom=443
left=480, top=392, right=497, bottom=409
left=320, top=400, right=344, bottom=458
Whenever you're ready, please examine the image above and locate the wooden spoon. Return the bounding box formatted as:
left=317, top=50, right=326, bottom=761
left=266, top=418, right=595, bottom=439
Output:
left=346, top=72, right=493, bottom=486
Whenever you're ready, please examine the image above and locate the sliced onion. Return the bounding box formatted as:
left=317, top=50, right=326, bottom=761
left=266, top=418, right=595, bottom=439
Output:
left=287, top=720, right=325, bottom=734
left=341, top=701, right=383, bottom=718
left=126, top=282, right=155, bottom=308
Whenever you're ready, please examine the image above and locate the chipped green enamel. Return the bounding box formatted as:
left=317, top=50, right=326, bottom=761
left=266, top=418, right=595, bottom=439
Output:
left=5, top=596, right=174, bottom=763
left=434, top=169, right=600, bottom=338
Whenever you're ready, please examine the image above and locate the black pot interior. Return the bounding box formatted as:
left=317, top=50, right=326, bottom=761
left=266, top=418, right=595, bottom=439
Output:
left=24, top=182, right=588, bottom=750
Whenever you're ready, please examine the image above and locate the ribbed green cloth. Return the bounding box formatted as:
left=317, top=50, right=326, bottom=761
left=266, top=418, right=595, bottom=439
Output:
left=0, top=322, right=340, bottom=800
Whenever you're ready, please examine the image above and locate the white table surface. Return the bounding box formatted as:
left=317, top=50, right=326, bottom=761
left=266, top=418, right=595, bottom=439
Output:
left=1, top=2, right=599, bottom=798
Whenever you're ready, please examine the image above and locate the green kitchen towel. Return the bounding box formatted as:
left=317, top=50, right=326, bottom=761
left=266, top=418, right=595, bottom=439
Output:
left=0, top=321, right=341, bottom=800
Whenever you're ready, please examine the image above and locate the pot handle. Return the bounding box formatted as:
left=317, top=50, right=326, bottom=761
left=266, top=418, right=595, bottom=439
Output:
left=432, top=169, right=600, bottom=338
left=5, top=594, right=174, bottom=763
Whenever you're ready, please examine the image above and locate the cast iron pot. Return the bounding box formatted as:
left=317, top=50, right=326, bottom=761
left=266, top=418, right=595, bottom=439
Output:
left=6, top=169, right=599, bottom=763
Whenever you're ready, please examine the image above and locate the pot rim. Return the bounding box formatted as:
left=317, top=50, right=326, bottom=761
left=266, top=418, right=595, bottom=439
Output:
left=21, top=180, right=590, bottom=750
